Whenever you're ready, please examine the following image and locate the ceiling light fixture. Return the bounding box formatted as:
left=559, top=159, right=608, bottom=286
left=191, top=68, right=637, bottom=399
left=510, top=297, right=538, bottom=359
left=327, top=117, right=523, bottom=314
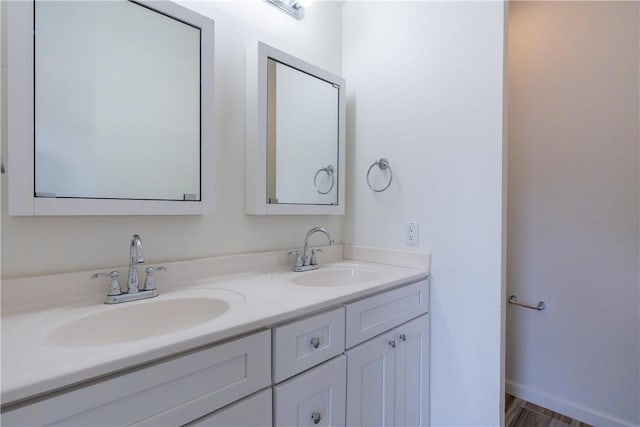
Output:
left=265, top=0, right=312, bottom=20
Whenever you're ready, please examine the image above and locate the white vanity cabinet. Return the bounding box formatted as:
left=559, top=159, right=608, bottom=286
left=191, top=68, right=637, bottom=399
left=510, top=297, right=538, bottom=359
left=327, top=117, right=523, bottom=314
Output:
left=2, top=331, right=272, bottom=427
left=1, top=277, right=429, bottom=427
left=345, top=280, right=430, bottom=427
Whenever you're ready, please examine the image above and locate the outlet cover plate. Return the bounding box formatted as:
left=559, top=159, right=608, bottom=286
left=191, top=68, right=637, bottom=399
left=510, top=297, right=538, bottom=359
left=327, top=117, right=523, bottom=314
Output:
left=406, top=221, right=419, bottom=246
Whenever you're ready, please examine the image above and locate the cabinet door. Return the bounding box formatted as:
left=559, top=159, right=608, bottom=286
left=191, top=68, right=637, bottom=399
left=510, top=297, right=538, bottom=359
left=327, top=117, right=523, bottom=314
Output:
left=274, top=355, right=346, bottom=427
left=394, top=314, right=429, bottom=427
left=186, top=389, right=272, bottom=427
left=346, top=331, right=395, bottom=427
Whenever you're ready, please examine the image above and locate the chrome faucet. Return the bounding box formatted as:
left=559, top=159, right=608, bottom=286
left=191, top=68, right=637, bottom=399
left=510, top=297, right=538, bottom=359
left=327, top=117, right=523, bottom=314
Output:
left=128, top=234, right=144, bottom=294
left=289, top=227, right=334, bottom=272
left=91, top=234, right=166, bottom=304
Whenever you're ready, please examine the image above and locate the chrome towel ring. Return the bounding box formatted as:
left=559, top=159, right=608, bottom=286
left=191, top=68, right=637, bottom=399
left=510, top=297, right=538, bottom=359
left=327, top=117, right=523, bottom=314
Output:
left=314, top=165, right=335, bottom=194
left=366, top=158, right=393, bottom=192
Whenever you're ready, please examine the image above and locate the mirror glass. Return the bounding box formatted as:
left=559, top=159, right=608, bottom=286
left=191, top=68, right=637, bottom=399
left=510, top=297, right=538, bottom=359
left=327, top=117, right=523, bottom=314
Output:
left=34, top=0, right=201, bottom=201
left=266, top=59, right=340, bottom=205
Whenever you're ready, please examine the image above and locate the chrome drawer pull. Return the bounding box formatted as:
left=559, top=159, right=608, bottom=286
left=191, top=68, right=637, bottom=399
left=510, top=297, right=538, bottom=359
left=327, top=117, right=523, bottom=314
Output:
left=389, top=339, right=397, bottom=348
left=311, top=411, right=322, bottom=424
left=310, top=336, right=320, bottom=349
left=399, top=334, right=406, bottom=342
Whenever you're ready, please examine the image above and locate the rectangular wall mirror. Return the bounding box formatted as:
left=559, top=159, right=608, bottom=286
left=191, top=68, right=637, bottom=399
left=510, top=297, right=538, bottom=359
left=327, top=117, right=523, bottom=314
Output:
left=7, top=0, right=214, bottom=215
left=246, top=42, right=345, bottom=215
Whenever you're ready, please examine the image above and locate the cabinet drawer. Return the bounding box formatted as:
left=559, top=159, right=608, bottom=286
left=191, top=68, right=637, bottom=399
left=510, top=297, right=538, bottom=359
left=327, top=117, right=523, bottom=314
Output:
left=345, top=279, right=428, bottom=348
left=3, top=330, right=271, bottom=427
left=274, top=355, right=347, bottom=427
left=273, top=307, right=345, bottom=383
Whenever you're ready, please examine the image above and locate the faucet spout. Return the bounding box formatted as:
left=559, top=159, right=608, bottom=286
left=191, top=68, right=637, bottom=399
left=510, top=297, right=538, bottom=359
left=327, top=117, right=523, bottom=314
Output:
left=128, top=234, right=144, bottom=293
left=303, top=227, right=334, bottom=266
left=130, top=234, right=144, bottom=264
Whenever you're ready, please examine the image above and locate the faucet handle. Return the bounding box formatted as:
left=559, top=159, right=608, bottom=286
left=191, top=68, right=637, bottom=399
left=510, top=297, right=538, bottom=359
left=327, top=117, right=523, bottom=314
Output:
left=310, top=248, right=323, bottom=265
left=288, top=250, right=303, bottom=268
left=91, top=271, right=122, bottom=296
left=144, top=266, right=167, bottom=291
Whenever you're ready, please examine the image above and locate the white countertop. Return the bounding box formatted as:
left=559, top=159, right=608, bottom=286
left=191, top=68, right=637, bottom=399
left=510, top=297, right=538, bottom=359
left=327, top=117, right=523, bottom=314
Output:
left=1, top=246, right=429, bottom=406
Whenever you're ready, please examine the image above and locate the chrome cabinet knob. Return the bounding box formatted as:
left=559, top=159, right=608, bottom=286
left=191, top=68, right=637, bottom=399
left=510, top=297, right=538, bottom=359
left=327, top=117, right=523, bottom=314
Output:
left=310, top=336, right=320, bottom=349
left=311, top=411, right=321, bottom=424
left=399, top=334, right=407, bottom=342
left=389, top=340, right=397, bottom=348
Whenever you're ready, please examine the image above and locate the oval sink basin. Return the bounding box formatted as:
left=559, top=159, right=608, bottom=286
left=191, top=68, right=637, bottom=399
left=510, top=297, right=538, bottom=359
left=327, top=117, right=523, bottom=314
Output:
left=290, top=268, right=378, bottom=287
left=48, top=297, right=229, bottom=346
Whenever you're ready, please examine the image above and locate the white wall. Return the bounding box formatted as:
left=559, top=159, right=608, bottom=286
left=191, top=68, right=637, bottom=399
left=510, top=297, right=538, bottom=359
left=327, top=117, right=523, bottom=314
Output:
left=0, top=0, right=344, bottom=278
left=506, top=3, right=640, bottom=426
left=342, top=2, right=506, bottom=426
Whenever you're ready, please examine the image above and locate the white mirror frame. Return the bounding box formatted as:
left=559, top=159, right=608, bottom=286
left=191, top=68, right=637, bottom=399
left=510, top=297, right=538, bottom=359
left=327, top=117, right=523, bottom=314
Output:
left=245, top=42, right=345, bottom=215
left=7, top=1, right=214, bottom=216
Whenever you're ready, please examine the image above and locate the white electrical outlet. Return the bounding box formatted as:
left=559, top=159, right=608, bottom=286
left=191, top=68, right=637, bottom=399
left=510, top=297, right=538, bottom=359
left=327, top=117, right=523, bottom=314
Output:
left=406, top=221, right=419, bottom=245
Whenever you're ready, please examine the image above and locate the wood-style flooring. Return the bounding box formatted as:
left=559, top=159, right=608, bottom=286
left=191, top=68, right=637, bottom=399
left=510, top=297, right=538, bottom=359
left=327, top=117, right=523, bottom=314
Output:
left=506, top=394, right=593, bottom=427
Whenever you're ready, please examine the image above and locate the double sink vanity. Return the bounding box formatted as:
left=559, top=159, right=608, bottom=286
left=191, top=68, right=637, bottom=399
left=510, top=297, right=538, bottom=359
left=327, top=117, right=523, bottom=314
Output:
left=1, top=245, right=430, bottom=426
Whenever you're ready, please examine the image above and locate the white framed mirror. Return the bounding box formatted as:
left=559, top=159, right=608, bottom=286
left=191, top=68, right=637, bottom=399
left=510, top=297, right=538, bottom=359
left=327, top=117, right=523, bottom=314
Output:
left=245, top=42, right=345, bottom=215
left=7, top=0, right=214, bottom=216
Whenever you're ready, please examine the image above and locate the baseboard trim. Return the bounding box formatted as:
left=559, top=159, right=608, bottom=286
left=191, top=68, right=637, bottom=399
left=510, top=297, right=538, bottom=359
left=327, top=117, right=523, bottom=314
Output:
left=506, top=380, right=639, bottom=427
